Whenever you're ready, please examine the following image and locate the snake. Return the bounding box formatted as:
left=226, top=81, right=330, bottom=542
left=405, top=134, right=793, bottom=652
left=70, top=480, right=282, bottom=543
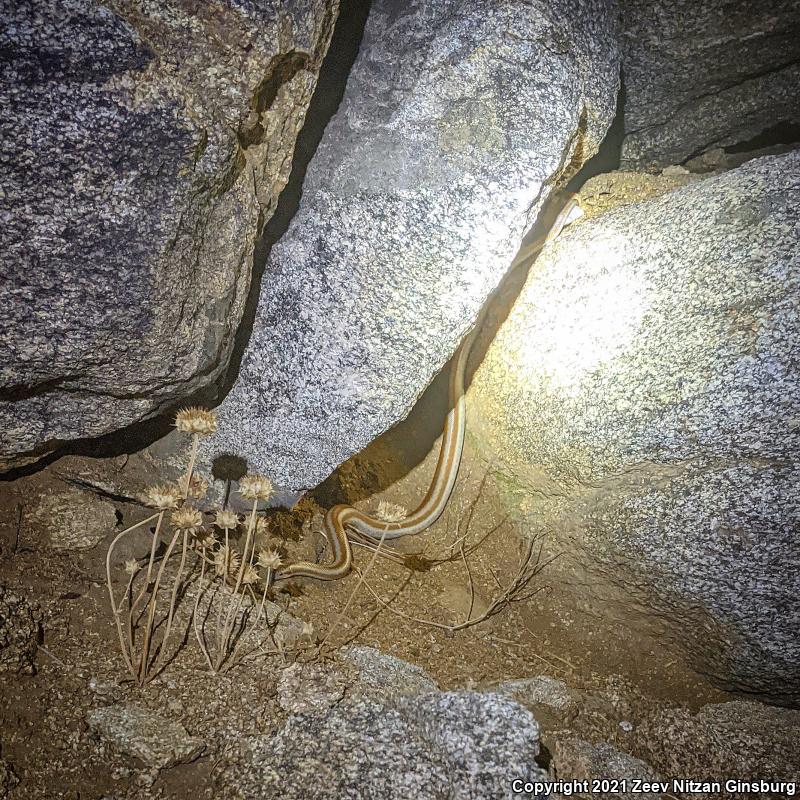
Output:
left=273, top=196, right=582, bottom=583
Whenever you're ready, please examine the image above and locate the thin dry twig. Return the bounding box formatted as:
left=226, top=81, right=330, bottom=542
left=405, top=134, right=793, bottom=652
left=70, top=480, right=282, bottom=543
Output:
left=37, top=644, right=69, bottom=670
left=357, top=533, right=557, bottom=634
left=349, top=535, right=408, bottom=564
left=215, top=499, right=258, bottom=671
left=489, top=635, right=574, bottom=673
left=12, top=502, right=23, bottom=557
left=105, top=511, right=161, bottom=679
left=322, top=525, right=390, bottom=648
left=193, top=558, right=215, bottom=672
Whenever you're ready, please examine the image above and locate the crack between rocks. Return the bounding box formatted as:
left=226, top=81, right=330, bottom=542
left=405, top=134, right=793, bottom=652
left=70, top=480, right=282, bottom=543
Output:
left=0, top=374, right=195, bottom=403
left=625, top=55, right=800, bottom=137
left=60, top=476, right=142, bottom=506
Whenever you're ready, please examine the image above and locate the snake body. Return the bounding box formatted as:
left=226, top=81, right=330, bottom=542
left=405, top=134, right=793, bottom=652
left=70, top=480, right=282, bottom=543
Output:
left=273, top=197, right=581, bottom=583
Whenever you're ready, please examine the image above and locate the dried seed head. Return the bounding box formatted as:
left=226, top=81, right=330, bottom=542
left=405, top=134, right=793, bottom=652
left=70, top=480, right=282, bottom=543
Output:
left=144, top=483, right=183, bottom=511
left=187, top=475, right=209, bottom=499
left=214, top=545, right=241, bottom=579
left=241, top=564, right=260, bottom=585
left=238, top=474, right=274, bottom=501
left=171, top=506, right=203, bottom=535
left=124, top=559, right=139, bottom=575
left=174, top=407, right=217, bottom=437
left=194, top=530, right=217, bottom=550
left=255, top=517, right=270, bottom=534
left=257, top=549, right=282, bottom=570
left=374, top=499, right=408, bottom=523
left=213, top=509, right=239, bottom=530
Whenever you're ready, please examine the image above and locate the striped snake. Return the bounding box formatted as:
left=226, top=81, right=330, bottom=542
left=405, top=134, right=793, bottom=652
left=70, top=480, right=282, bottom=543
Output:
left=273, top=197, right=582, bottom=583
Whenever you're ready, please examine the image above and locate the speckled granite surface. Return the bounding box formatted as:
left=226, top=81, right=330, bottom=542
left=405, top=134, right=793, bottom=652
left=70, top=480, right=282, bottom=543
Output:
left=0, top=0, right=337, bottom=470
left=234, top=691, right=547, bottom=799
left=620, top=0, right=800, bottom=169
left=203, top=0, right=620, bottom=490
left=634, top=701, right=800, bottom=785
left=471, top=151, right=800, bottom=702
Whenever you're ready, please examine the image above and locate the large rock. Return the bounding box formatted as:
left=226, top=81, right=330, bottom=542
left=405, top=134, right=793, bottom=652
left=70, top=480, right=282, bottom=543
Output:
left=87, top=703, right=204, bottom=769
left=340, top=644, right=440, bottom=696
left=0, top=0, right=338, bottom=471
left=470, top=152, right=800, bottom=703
left=551, top=739, right=665, bottom=800
left=229, top=691, right=547, bottom=799
left=620, top=0, right=800, bottom=169
left=204, top=0, right=620, bottom=490
left=495, top=675, right=576, bottom=712
left=634, top=701, right=800, bottom=789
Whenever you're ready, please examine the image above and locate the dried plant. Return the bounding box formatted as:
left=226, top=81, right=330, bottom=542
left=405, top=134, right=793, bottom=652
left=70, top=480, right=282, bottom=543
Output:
left=105, top=407, right=288, bottom=682
left=356, top=531, right=554, bottom=633
left=374, top=499, right=408, bottom=523
left=102, top=405, right=551, bottom=686
left=322, top=472, right=557, bottom=650
left=105, top=408, right=215, bottom=686
left=190, top=476, right=284, bottom=673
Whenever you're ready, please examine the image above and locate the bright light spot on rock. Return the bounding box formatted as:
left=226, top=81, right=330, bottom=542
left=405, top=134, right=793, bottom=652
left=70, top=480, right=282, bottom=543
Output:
left=446, top=181, right=547, bottom=326
left=508, top=230, right=649, bottom=397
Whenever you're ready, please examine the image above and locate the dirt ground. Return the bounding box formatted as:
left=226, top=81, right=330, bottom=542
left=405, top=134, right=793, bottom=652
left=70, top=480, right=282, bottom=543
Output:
left=0, top=372, right=732, bottom=799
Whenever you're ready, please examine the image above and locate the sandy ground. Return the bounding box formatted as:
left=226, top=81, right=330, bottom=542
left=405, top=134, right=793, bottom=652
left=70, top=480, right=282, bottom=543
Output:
left=0, top=376, right=731, bottom=798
